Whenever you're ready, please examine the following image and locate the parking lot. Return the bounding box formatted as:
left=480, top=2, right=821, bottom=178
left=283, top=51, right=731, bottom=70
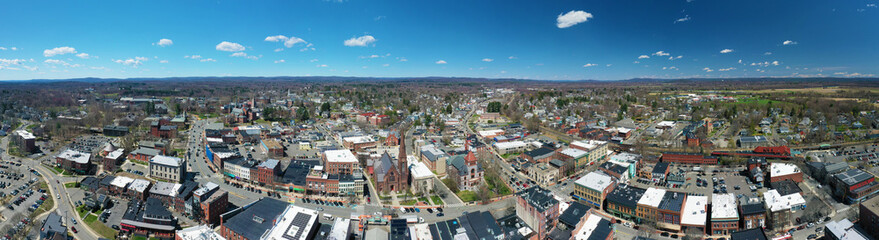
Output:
left=0, top=160, right=50, bottom=240
left=629, top=164, right=766, bottom=204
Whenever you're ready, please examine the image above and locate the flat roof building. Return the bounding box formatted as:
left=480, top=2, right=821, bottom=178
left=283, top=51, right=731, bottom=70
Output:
left=680, top=195, right=707, bottom=234
left=711, top=193, right=739, bottom=235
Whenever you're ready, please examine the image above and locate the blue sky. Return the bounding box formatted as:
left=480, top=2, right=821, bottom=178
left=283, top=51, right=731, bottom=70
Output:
left=1, top=0, right=878, bottom=81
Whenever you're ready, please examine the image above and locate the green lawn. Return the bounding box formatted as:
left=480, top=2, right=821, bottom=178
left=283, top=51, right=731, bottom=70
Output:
left=456, top=191, right=478, bottom=202
left=130, top=159, right=148, bottom=166
left=64, top=182, right=78, bottom=188
left=418, top=197, right=429, bottom=203
left=430, top=196, right=444, bottom=205
left=85, top=219, right=118, bottom=239
left=399, top=199, right=418, bottom=205
left=485, top=175, right=512, bottom=196
left=76, top=205, right=89, bottom=218
left=31, top=194, right=54, bottom=217
left=84, top=214, right=98, bottom=223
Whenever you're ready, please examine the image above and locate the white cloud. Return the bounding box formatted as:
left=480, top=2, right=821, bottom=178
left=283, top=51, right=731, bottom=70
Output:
left=482, top=58, right=494, bottom=62
left=398, top=57, right=408, bottom=62
left=344, top=35, right=377, bottom=47
left=508, top=56, right=517, bottom=60
left=782, top=40, right=797, bottom=45
left=76, top=53, right=90, bottom=59
left=675, top=15, right=691, bottom=23
left=200, top=58, right=216, bottom=62
left=156, top=38, right=173, bottom=47
left=43, top=46, right=77, bottom=57
left=0, top=58, right=26, bottom=65
left=299, top=43, right=315, bottom=52
left=668, top=55, right=683, bottom=60
left=652, top=51, right=670, bottom=56
left=317, top=64, right=328, bottom=67
left=230, top=52, right=259, bottom=60
left=764, top=52, right=773, bottom=55
left=633, top=61, right=640, bottom=64
left=435, top=60, right=447, bottom=64
left=583, top=63, right=597, bottom=67
left=185, top=55, right=202, bottom=59
left=382, top=63, right=390, bottom=67
left=556, top=10, right=593, bottom=28
left=662, top=66, right=678, bottom=70
left=868, top=3, right=877, bottom=7
left=274, top=59, right=286, bottom=63
left=772, top=61, right=780, bottom=66
left=718, top=67, right=736, bottom=71
left=606, top=64, right=612, bottom=67
left=638, top=55, right=650, bottom=59
left=720, top=49, right=734, bottom=54
left=160, top=60, right=169, bottom=63
left=113, top=57, right=146, bottom=67
left=265, top=35, right=307, bottom=48
left=309, top=59, right=319, bottom=62
left=274, top=48, right=284, bottom=52
left=216, top=41, right=245, bottom=52
left=703, top=67, right=714, bottom=72
left=44, top=59, right=66, bottom=65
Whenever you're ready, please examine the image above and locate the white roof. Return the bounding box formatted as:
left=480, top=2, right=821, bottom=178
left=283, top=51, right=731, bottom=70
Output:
left=637, top=188, right=666, bottom=208
left=128, top=179, right=151, bottom=192
left=680, top=195, right=707, bottom=226
left=324, top=149, right=357, bottom=163
left=770, top=163, right=800, bottom=177
left=409, top=160, right=435, bottom=179
left=177, top=225, right=227, bottom=240
left=110, top=176, right=135, bottom=188
left=150, top=155, right=183, bottom=167
left=575, top=171, right=615, bottom=192
left=410, top=223, right=431, bottom=240
left=57, top=149, right=91, bottom=164
left=14, top=130, right=35, bottom=139
left=262, top=205, right=319, bottom=240
left=571, top=140, right=607, bottom=151
left=343, top=135, right=375, bottom=144
left=327, top=218, right=351, bottom=240
left=711, top=193, right=739, bottom=220
left=764, top=189, right=806, bottom=212
left=494, top=141, right=527, bottom=150
left=477, top=129, right=505, bottom=138
left=657, top=121, right=676, bottom=127
left=214, top=152, right=237, bottom=159
left=825, top=219, right=870, bottom=240
left=559, top=148, right=588, bottom=158
left=572, top=213, right=603, bottom=240
left=106, top=148, right=125, bottom=160
left=609, top=152, right=640, bottom=166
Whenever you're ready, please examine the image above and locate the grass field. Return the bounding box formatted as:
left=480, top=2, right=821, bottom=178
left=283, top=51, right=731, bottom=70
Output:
left=399, top=199, right=418, bottom=205
left=484, top=174, right=512, bottom=196
left=87, top=219, right=119, bottom=239
left=64, top=182, right=78, bottom=188
left=456, top=191, right=478, bottom=202
left=431, top=196, right=444, bottom=205
left=84, top=214, right=97, bottom=223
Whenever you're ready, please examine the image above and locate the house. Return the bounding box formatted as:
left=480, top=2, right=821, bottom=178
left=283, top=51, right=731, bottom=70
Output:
left=516, top=186, right=559, bottom=240
left=573, top=171, right=616, bottom=209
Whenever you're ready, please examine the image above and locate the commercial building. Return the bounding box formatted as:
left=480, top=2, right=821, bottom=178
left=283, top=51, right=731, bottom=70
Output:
left=55, top=149, right=92, bottom=174
left=768, top=163, right=803, bottom=183
left=605, top=184, right=646, bottom=222
left=127, top=179, right=152, bottom=200
left=341, top=135, right=377, bottom=152
left=528, top=162, right=559, bottom=187
left=711, top=193, right=739, bottom=235
left=516, top=186, right=560, bottom=240
left=763, top=189, right=805, bottom=230
left=253, top=159, right=281, bottom=186
left=739, top=197, right=767, bottom=230
left=260, top=139, right=284, bottom=158
left=120, top=198, right=178, bottom=239
left=176, top=225, right=225, bottom=240
left=220, top=198, right=289, bottom=240
left=730, top=228, right=768, bottom=240
left=573, top=171, right=616, bottom=208
left=12, top=129, right=36, bottom=153
left=824, top=219, right=870, bottom=240
left=103, top=148, right=125, bottom=172
left=192, top=183, right=228, bottom=225
left=40, top=212, right=66, bottom=240
left=651, top=162, right=670, bottom=182
left=830, top=169, right=879, bottom=204
left=103, top=125, right=130, bottom=137
left=660, top=152, right=718, bottom=165
left=426, top=211, right=505, bottom=240
left=419, top=144, right=448, bottom=175
left=637, top=188, right=687, bottom=232
left=494, top=141, right=527, bottom=155
left=523, top=147, right=556, bottom=163
left=556, top=148, right=588, bottom=174
left=570, top=213, right=614, bottom=240
left=859, top=195, right=879, bottom=239
left=570, top=140, right=608, bottom=167
left=150, top=155, right=185, bottom=183
left=322, top=149, right=359, bottom=175
left=680, top=195, right=707, bottom=235
left=260, top=205, right=320, bottom=240
left=409, top=159, right=436, bottom=195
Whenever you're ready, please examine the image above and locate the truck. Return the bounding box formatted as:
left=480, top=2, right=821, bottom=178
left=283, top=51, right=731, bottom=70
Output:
left=401, top=215, right=424, bottom=224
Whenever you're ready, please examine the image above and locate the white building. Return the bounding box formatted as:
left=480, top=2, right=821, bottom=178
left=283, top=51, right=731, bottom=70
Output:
left=261, top=205, right=320, bottom=240
left=570, top=140, right=608, bottom=167
left=710, top=193, right=739, bottom=235
left=176, top=225, right=226, bottom=240
left=149, top=155, right=185, bottom=183
left=408, top=156, right=435, bottom=195
left=494, top=141, right=527, bottom=155
left=681, top=195, right=708, bottom=233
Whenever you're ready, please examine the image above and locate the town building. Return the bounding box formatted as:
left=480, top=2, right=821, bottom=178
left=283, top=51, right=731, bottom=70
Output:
left=651, top=162, right=670, bottom=182
left=12, top=129, right=36, bottom=153
left=637, top=188, right=687, bottom=232
left=103, top=148, right=125, bottom=172
left=763, top=189, right=805, bottom=230
left=711, top=193, right=739, bottom=235
left=127, top=179, right=152, bottom=200
left=825, top=219, right=870, bottom=240
left=253, top=159, right=281, bottom=186
left=523, top=146, right=556, bottom=163
left=260, top=205, right=320, bottom=240
left=55, top=149, right=92, bottom=174
left=192, top=183, right=228, bottom=225
left=426, top=211, right=505, bottom=240
left=556, top=148, right=587, bottom=174
left=859, top=194, right=879, bottom=239
left=558, top=202, right=591, bottom=230
left=419, top=144, right=448, bottom=175
left=120, top=198, right=178, bottom=239
left=446, top=144, right=482, bottom=192
left=176, top=225, right=225, bottom=240
left=680, top=195, right=707, bottom=235
left=730, top=228, right=768, bottom=240
left=516, top=186, right=560, bottom=240
left=150, top=155, right=185, bottom=183
left=150, top=118, right=178, bottom=139
left=570, top=213, right=614, bottom=240
left=103, top=125, right=130, bottom=137
left=570, top=140, right=608, bottom=167
left=322, top=149, right=359, bottom=175
left=129, top=147, right=162, bottom=162
left=573, top=171, right=616, bottom=208
left=493, top=141, right=527, bottom=155
left=605, top=184, right=646, bottom=222
left=260, top=139, right=284, bottom=158
left=768, top=163, right=803, bottom=183
left=739, top=196, right=767, bottom=230
left=830, top=169, right=879, bottom=204
left=408, top=158, right=435, bottom=195
left=738, top=136, right=769, bottom=148
left=528, top=162, right=559, bottom=187
left=342, top=135, right=377, bottom=152
left=220, top=198, right=288, bottom=240
left=40, top=212, right=66, bottom=240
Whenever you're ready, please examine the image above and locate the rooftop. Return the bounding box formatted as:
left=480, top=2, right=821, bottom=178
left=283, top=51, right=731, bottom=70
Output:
left=149, top=182, right=182, bottom=197
left=57, top=149, right=91, bottom=164
left=177, top=225, right=226, bottom=240
left=681, top=195, right=707, bottom=226
left=324, top=149, right=358, bottom=163
left=150, top=155, right=183, bottom=167
left=652, top=162, right=670, bottom=174
left=825, top=219, right=870, bottom=240
left=658, top=191, right=685, bottom=212
left=711, top=193, right=739, bottom=220
left=261, top=205, right=319, bottom=240
left=110, top=176, right=134, bottom=188
left=730, top=228, right=768, bottom=240
left=572, top=214, right=613, bottom=240
left=571, top=140, right=607, bottom=151
left=833, top=169, right=874, bottom=187
left=575, top=171, right=615, bottom=192
left=127, top=179, right=151, bottom=192
left=772, top=179, right=802, bottom=196
left=224, top=198, right=290, bottom=240
left=605, top=184, right=646, bottom=209
left=409, top=160, right=434, bottom=179
left=494, top=141, right=527, bottom=149
left=763, top=189, right=805, bottom=212
left=770, top=163, right=800, bottom=177
left=14, top=129, right=35, bottom=139
left=518, top=186, right=559, bottom=213
left=106, top=148, right=125, bottom=159
left=638, top=188, right=666, bottom=208
left=559, top=201, right=591, bottom=227
left=559, top=148, right=588, bottom=158
left=343, top=135, right=375, bottom=144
